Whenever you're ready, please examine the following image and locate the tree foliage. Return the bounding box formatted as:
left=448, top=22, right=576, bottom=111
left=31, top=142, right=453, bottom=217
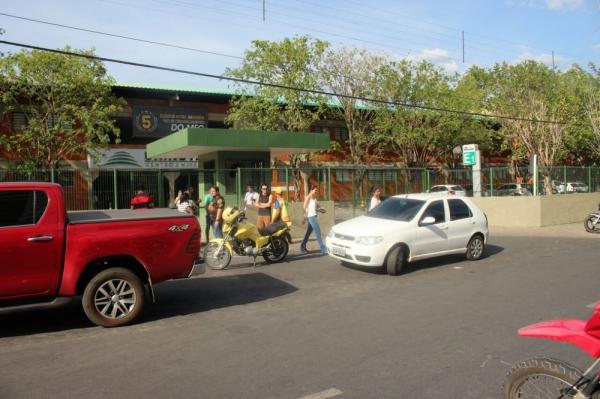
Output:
left=0, top=47, right=124, bottom=172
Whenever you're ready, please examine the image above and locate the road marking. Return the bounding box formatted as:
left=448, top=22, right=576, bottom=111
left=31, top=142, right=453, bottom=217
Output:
left=298, top=388, right=343, bottom=399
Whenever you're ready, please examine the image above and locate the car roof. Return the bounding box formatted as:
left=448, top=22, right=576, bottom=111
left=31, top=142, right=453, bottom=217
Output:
left=394, top=193, right=468, bottom=201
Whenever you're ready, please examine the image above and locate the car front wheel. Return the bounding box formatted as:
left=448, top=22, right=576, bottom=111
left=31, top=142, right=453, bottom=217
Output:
left=385, top=246, right=406, bottom=276
left=82, top=267, right=145, bottom=327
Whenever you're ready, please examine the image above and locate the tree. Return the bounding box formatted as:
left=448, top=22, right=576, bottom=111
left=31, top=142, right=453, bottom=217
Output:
left=487, top=62, right=572, bottom=193
left=0, top=47, right=124, bottom=173
left=319, top=47, right=387, bottom=198
left=224, top=36, right=329, bottom=200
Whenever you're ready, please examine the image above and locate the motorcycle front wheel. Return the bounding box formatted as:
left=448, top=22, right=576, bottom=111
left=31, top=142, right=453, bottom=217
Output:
left=204, top=242, right=232, bottom=270
left=504, top=358, right=593, bottom=399
left=584, top=215, right=600, bottom=233
left=263, top=236, right=289, bottom=263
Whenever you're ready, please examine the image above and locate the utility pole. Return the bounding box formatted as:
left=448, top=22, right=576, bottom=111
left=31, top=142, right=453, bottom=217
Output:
left=461, top=30, right=465, bottom=63
left=551, top=50, right=555, bottom=70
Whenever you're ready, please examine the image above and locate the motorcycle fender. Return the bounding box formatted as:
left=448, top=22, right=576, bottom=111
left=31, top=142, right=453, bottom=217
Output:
left=209, top=238, right=233, bottom=256
left=256, top=236, right=270, bottom=248
left=272, top=229, right=287, bottom=237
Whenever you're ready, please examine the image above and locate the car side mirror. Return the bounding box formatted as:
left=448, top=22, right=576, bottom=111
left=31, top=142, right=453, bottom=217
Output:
left=420, top=216, right=436, bottom=226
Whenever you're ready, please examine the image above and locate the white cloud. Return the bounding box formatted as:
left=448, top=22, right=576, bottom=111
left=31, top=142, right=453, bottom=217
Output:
left=545, top=0, right=584, bottom=9
left=403, top=48, right=463, bottom=73
left=515, top=51, right=562, bottom=64
left=505, top=0, right=584, bottom=9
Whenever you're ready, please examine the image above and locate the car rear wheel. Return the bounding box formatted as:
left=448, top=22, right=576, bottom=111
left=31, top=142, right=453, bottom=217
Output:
left=385, top=246, right=406, bottom=276
left=465, top=234, right=485, bottom=260
left=82, top=267, right=145, bottom=327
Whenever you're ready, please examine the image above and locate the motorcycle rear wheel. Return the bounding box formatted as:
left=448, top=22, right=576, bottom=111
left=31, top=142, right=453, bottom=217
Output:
left=584, top=215, right=600, bottom=233
left=504, top=358, right=595, bottom=399
left=204, top=242, right=232, bottom=270
left=263, top=236, right=289, bottom=263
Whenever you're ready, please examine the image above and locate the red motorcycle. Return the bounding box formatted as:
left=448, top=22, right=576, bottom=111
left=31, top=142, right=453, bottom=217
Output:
left=505, top=304, right=600, bottom=398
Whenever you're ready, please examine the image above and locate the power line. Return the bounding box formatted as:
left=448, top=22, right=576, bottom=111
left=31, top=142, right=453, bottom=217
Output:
left=0, top=12, right=243, bottom=60
left=0, top=39, right=572, bottom=126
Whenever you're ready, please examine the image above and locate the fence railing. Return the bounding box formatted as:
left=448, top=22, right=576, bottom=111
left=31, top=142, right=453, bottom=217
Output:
left=1, top=166, right=599, bottom=211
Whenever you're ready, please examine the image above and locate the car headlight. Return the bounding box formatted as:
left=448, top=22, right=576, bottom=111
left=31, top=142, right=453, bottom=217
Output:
left=355, top=236, right=383, bottom=245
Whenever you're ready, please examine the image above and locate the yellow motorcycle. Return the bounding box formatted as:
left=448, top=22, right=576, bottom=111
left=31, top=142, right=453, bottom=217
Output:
left=204, top=207, right=290, bottom=269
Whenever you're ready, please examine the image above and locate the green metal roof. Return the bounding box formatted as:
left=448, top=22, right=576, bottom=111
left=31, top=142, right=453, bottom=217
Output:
left=147, top=128, right=331, bottom=159
left=114, top=83, right=241, bottom=96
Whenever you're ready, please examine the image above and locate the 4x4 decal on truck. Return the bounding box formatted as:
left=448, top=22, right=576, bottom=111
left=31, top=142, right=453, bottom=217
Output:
left=168, top=224, right=190, bottom=232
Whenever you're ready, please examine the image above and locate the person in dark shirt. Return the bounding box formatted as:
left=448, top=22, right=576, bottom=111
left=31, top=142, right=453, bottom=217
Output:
left=130, top=186, right=154, bottom=210
left=208, top=186, right=225, bottom=238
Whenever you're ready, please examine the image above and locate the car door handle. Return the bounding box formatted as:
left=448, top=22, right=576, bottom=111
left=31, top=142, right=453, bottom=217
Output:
left=469, top=220, right=476, bottom=224
left=27, top=236, right=53, bottom=242
left=438, top=224, right=448, bottom=230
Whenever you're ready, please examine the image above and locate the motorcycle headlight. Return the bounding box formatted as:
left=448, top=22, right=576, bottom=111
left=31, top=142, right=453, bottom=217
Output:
left=355, top=236, right=383, bottom=246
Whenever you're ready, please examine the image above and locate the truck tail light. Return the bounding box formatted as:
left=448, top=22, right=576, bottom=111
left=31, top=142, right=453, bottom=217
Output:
left=185, top=227, right=201, bottom=253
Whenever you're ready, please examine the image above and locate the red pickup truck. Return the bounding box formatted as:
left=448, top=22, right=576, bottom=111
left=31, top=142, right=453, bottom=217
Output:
left=0, top=182, right=203, bottom=327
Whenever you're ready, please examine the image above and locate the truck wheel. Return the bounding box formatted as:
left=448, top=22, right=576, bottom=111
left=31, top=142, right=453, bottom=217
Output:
left=82, top=268, right=145, bottom=327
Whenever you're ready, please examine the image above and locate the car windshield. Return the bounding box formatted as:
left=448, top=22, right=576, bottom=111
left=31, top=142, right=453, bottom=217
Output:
left=367, top=198, right=425, bottom=221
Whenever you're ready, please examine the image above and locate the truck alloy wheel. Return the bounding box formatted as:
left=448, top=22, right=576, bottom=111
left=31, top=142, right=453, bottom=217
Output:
left=82, top=268, right=145, bottom=327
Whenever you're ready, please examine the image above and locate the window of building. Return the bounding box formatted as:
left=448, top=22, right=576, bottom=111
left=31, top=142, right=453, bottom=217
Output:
left=11, top=112, right=28, bottom=131
left=0, top=190, right=48, bottom=227
left=47, top=114, right=73, bottom=131
left=333, top=127, right=349, bottom=141
left=448, top=199, right=472, bottom=221
left=335, top=169, right=351, bottom=182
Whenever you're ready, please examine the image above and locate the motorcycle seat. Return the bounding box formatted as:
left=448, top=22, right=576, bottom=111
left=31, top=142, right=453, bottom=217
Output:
left=258, top=220, right=287, bottom=236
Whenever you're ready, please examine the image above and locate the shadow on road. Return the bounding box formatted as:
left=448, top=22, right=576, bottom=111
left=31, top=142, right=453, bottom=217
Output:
left=340, top=244, right=505, bottom=275
left=0, top=273, right=297, bottom=338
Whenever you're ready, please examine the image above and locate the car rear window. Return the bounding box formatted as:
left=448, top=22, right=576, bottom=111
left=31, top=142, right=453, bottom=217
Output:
left=448, top=199, right=472, bottom=221
left=0, top=190, right=48, bottom=227
left=367, top=198, right=425, bottom=221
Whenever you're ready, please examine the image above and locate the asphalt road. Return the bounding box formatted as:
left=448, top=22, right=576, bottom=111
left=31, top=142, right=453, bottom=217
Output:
left=1, top=224, right=599, bottom=399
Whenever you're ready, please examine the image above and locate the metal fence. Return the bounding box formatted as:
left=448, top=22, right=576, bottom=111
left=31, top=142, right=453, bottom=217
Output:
left=1, top=166, right=599, bottom=211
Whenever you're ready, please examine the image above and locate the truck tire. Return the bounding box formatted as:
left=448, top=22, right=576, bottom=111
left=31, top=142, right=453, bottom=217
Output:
left=82, top=267, right=145, bottom=327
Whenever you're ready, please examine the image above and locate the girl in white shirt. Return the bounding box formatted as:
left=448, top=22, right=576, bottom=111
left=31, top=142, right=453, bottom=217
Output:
left=300, top=185, right=327, bottom=255
left=369, top=185, right=382, bottom=211
left=175, top=191, right=194, bottom=214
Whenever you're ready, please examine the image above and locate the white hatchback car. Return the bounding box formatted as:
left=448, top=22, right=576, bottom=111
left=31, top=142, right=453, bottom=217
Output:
left=326, top=194, right=489, bottom=275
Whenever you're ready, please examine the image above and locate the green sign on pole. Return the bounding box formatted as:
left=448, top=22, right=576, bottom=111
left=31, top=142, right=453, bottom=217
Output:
left=462, top=151, right=476, bottom=166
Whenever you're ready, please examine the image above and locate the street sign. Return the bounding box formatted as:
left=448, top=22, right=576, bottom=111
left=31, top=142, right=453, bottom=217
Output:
left=462, top=151, right=476, bottom=166
left=462, top=144, right=478, bottom=166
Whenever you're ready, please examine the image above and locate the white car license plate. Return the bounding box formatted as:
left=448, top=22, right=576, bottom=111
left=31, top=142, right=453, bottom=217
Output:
left=332, top=246, right=346, bottom=257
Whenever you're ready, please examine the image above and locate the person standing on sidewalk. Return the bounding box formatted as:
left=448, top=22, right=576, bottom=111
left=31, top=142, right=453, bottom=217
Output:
left=255, top=183, right=274, bottom=229
left=300, top=185, right=327, bottom=255
left=368, top=185, right=382, bottom=211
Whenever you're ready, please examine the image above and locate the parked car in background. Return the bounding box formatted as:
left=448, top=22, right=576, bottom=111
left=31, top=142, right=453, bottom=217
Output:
left=494, top=183, right=533, bottom=196
left=567, top=181, right=589, bottom=193
left=428, top=184, right=467, bottom=197
left=552, top=181, right=588, bottom=194
left=326, top=194, right=489, bottom=275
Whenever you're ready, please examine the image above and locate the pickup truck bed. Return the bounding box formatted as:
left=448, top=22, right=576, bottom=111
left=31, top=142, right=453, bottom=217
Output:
left=68, top=209, right=192, bottom=224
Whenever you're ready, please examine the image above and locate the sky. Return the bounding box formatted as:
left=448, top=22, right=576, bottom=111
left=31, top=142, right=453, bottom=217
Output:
left=0, top=0, right=599, bottom=90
